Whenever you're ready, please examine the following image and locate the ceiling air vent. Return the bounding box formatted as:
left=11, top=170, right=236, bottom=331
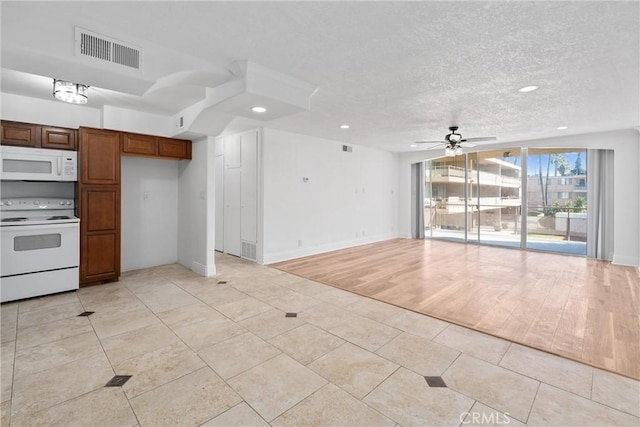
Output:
left=342, top=145, right=353, bottom=152
left=75, top=27, right=142, bottom=71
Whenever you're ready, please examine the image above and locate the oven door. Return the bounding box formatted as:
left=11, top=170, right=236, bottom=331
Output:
left=0, top=223, right=79, bottom=277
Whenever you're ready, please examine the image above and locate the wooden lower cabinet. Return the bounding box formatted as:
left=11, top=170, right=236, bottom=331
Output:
left=79, top=191, right=120, bottom=284
left=82, top=232, right=119, bottom=281
left=79, top=186, right=120, bottom=285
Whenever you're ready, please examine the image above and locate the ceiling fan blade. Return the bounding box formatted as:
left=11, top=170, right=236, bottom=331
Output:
left=415, top=140, right=445, bottom=144
left=462, top=136, right=497, bottom=143
left=460, top=142, right=477, bottom=148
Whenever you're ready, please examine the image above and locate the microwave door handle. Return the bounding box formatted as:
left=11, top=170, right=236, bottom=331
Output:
left=57, top=157, right=62, bottom=177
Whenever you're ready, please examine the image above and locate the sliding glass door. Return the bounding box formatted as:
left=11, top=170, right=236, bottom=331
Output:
left=476, top=149, right=522, bottom=248
left=424, top=154, right=467, bottom=242
left=424, top=147, right=587, bottom=256
left=526, top=148, right=587, bottom=255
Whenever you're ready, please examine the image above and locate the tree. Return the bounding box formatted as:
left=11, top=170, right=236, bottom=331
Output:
left=571, top=152, right=586, bottom=175
left=552, top=154, right=570, bottom=176
left=538, top=155, right=548, bottom=208
left=574, top=196, right=587, bottom=212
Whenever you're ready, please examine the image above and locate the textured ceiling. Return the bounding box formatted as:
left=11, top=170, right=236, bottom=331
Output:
left=1, top=1, right=638, bottom=152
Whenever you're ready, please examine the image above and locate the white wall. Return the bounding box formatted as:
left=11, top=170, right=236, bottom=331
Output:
left=0, top=181, right=74, bottom=199
left=101, top=106, right=174, bottom=136
left=121, top=157, right=179, bottom=271
left=178, top=136, right=216, bottom=276
left=398, top=129, right=640, bottom=267
left=262, top=128, right=399, bottom=264
left=1, top=92, right=101, bottom=128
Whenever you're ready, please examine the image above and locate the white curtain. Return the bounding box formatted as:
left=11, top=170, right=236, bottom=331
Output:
left=587, top=149, right=614, bottom=260
left=411, top=162, right=425, bottom=239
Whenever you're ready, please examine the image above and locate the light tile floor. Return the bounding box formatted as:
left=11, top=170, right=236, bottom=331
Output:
left=1, top=253, right=639, bottom=427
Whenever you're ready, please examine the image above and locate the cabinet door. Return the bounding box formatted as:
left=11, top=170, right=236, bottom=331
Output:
left=79, top=128, right=121, bottom=185
left=1, top=121, right=41, bottom=147
left=82, top=188, right=118, bottom=232
left=79, top=187, right=120, bottom=284
left=81, top=232, right=119, bottom=281
left=122, top=133, right=158, bottom=155
left=158, top=137, right=191, bottom=159
left=41, top=126, right=77, bottom=150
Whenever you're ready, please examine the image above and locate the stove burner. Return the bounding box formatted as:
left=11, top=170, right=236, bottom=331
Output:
left=1, top=217, right=27, bottom=222
left=47, top=216, right=72, bottom=220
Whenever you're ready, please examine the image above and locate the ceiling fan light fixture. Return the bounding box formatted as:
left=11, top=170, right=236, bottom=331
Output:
left=251, top=106, right=267, bottom=113
left=448, top=133, right=462, bottom=143
left=53, top=79, right=88, bottom=104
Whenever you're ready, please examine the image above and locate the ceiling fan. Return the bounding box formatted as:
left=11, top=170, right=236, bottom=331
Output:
left=415, top=126, right=497, bottom=157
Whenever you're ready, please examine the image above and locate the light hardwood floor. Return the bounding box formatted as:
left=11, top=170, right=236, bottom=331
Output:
left=272, top=238, right=640, bottom=380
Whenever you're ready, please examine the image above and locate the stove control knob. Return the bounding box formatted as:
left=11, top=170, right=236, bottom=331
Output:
left=60, top=201, right=66, bottom=205
left=4, top=201, right=12, bottom=206
left=67, top=201, right=73, bottom=206
left=34, top=200, right=40, bottom=205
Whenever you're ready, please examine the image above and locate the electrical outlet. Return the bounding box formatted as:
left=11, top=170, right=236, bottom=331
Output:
left=143, top=191, right=149, bottom=200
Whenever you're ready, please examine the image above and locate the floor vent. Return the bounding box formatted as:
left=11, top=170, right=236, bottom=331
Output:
left=77, top=311, right=95, bottom=317
left=424, top=376, right=447, bottom=388
left=241, top=241, right=257, bottom=261
left=75, top=27, right=141, bottom=70
left=105, top=375, right=132, bottom=387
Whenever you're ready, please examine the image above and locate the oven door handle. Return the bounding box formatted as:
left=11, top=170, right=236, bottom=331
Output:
left=1, top=223, right=79, bottom=232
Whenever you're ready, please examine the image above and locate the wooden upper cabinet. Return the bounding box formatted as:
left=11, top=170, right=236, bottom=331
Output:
left=79, top=127, right=121, bottom=185
left=158, top=137, right=191, bottom=159
left=41, top=126, right=76, bottom=150
left=122, top=132, right=158, bottom=156
left=1, top=121, right=41, bottom=148
left=1, top=121, right=77, bottom=150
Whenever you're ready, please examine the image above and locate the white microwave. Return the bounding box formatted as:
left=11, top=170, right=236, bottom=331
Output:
left=0, top=145, right=77, bottom=181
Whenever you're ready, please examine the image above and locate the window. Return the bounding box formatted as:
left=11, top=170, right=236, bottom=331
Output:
left=423, top=147, right=588, bottom=256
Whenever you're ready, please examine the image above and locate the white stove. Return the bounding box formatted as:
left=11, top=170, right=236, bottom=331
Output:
left=1, top=197, right=80, bottom=302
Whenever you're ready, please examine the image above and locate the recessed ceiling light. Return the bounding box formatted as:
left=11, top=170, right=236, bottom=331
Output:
left=251, top=106, right=267, bottom=113
left=518, top=85, right=539, bottom=93
left=557, top=126, right=568, bottom=130
left=410, top=144, right=417, bottom=148
left=340, top=124, right=350, bottom=129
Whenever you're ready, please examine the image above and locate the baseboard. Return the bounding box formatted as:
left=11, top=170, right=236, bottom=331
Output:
left=191, top=260, right=216, bottom=277
left=262, top=233, right=399, bottom=265
left=612, top=254, right=640, bottom=268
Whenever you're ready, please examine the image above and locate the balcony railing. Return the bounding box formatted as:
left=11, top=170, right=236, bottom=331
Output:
left=428, top=165, right=520, bottom=187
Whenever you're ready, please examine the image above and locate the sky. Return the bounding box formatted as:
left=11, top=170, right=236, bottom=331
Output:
left=526, top=151, right=587, bottom=177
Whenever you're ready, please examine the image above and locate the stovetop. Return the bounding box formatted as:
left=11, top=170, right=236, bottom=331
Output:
left=0, top=198, right=79, bottom=226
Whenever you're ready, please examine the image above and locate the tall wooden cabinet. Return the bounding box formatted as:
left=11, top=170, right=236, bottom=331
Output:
left=78, top=127, right=121, bottom=285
